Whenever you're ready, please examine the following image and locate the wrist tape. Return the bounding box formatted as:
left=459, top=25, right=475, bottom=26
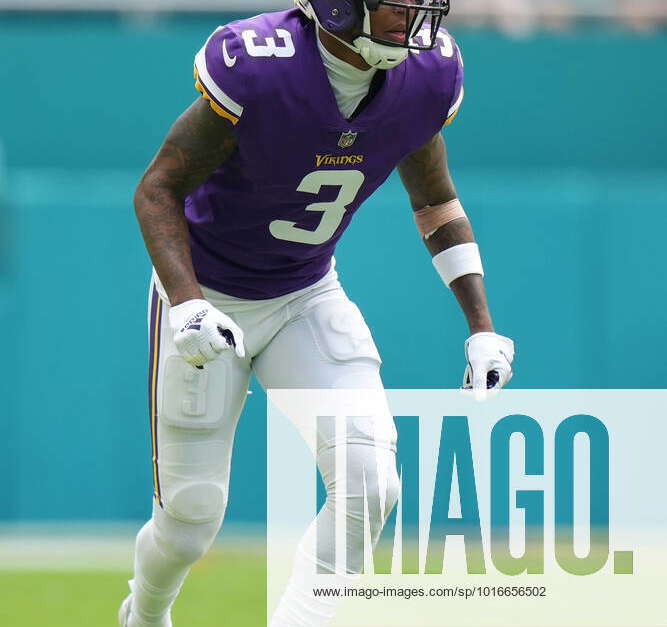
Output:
left=432, top=243, right=484, bottom=288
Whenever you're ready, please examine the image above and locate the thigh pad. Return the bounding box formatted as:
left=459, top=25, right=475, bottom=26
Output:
left=160, top=355, right=235, bottom=430
left=305, top=298, right=381, bottom=366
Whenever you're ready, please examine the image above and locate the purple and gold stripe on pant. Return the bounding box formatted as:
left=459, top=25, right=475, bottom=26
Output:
left=148, top=286, right=164, bottom=508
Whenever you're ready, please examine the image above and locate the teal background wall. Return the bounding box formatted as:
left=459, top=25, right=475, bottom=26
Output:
left=0, top=13, right=665, bottom=523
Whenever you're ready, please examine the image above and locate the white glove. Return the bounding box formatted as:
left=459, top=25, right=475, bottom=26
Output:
left=462, top=332, right=514, bottom=400
left=168, top=299, right=245, bottom=368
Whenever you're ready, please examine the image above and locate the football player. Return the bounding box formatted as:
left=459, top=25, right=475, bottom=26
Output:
left=119, top=1, right=515, bottom=626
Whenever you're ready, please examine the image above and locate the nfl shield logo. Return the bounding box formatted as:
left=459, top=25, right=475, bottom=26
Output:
left=338, top=131, right=358, bottom=149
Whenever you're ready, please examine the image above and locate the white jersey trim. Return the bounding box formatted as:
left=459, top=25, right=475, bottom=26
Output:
left=447, top=86, right=464, bottom=119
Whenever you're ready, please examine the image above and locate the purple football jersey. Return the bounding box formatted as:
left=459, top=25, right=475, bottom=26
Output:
left=189, top=8, right=464, bottom=299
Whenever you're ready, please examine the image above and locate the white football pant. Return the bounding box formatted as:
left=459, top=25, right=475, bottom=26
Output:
left=128, top=263, right=399, bottom=627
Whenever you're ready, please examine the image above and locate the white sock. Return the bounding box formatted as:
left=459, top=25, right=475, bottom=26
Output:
left=270, top=541, right=358, bottom=627
left=129, top=507, right=222, bottom=627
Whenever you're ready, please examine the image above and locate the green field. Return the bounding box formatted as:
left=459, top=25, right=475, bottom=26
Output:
left=0, top=548, right=265, bottom=627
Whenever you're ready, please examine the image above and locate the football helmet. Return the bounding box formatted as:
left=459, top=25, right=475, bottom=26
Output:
left=295, top=0, right=450, bottom=69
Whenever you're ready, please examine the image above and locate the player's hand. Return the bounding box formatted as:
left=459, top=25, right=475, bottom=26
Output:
left=168, top=299, right=245, bottom=367
left=462, top=332, right=514, bottom=401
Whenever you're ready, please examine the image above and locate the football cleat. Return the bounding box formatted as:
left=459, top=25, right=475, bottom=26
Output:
left=118, top=595, right=132, bottom=627
left=118, top=594, right=174, bottom=627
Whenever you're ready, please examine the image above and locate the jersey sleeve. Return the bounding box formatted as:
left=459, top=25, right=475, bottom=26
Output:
left=193, top=26, right=248, bottom=126
left=444, top=42, right=464, bottom=127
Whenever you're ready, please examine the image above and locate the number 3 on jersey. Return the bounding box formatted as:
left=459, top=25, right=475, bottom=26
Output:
left=270, top=170, right=365, bottom=245
left=241, top=28, right=295, bottom=58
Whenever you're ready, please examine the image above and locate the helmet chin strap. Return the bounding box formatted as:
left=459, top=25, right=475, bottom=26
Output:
left=316, top=6, right=409, bottom=71
left=353, top=6, right=409, bottom=69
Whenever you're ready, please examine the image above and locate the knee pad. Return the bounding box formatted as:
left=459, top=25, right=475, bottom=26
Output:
left=320, top=442, right=399, bottom=524
left=349, top=446, right=400, bottom=524
left=163, top=479, right=227, bottom=524
left=306, top=298, right=381, bottom=368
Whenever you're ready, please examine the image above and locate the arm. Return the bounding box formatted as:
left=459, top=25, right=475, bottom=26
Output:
left=134, top=97, right=238, bottom=306
left=397, top=132, right=493, bottom=335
